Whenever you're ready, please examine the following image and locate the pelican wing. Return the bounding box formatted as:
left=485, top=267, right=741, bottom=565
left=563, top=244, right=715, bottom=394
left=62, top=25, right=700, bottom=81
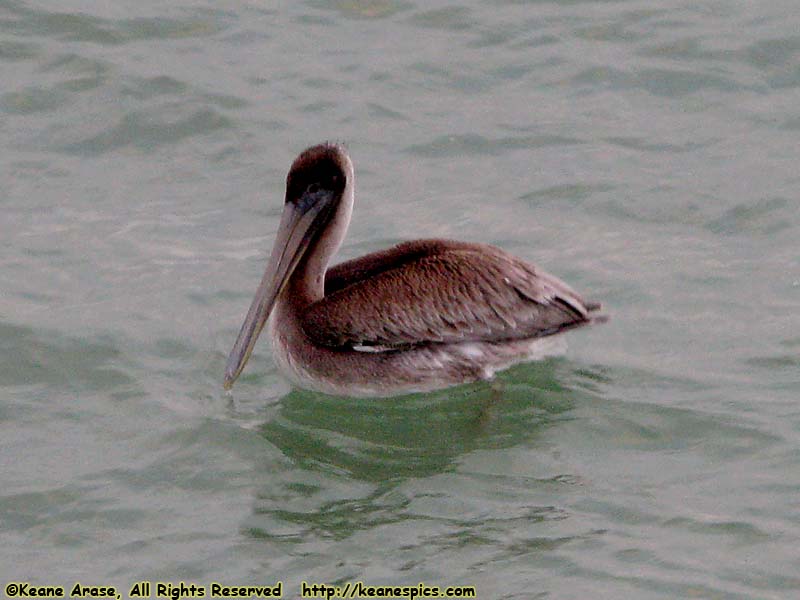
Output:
left=324, top=239, right=475, bottom=294
left=304, top=239, right=600, bottom=349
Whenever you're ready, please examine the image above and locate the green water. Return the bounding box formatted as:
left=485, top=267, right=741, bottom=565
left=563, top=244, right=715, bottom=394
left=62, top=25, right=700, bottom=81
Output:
left=2, top=1, right=799, bottom=598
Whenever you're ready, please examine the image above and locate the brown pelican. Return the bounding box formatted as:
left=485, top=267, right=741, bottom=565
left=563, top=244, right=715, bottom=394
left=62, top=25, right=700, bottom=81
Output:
left=224, top=143, right=605, bottom=397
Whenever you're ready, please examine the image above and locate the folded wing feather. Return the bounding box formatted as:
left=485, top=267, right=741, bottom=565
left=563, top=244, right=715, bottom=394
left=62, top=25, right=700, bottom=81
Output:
left=304, top=239, right=598, bottom=350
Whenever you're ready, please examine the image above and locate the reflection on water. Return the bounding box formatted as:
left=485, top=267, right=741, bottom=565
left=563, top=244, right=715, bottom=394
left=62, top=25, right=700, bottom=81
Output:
left=259, top=360, right=574, bottom=482
left=245, top=360, right=583, bottom=553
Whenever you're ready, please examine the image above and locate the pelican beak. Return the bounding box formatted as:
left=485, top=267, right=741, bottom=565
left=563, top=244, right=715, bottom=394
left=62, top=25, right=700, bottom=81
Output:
left=224, top=190, right=336, bottom=389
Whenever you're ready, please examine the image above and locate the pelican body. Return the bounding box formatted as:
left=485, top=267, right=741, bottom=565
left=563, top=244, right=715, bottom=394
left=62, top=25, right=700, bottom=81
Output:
left=225, top=143, right=605, bottom=397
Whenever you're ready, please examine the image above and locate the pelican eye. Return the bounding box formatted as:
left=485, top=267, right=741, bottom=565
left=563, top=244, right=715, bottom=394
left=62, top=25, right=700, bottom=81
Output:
left=307, top=183, right=321, bottom=194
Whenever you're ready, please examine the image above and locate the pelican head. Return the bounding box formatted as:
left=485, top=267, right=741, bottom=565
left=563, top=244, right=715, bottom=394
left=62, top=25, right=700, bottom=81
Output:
left=224, top=143, right=354, bottom=389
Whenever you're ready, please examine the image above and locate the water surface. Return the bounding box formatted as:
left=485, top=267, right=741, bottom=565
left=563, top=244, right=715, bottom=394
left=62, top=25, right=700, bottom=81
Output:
left=2, top=1, right=799, bottom=598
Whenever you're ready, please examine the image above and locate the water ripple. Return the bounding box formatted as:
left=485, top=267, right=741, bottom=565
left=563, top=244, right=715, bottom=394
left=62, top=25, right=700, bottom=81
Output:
left=3, top=4, right=226, bottom=45
left=57, top=107, right=233, bottom=155
left=405, top=133, right=583, bottom=157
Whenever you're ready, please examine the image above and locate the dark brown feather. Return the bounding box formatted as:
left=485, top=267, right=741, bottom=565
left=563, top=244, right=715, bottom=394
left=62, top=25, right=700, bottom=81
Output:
left=306, top=239, right=600, bottom=349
